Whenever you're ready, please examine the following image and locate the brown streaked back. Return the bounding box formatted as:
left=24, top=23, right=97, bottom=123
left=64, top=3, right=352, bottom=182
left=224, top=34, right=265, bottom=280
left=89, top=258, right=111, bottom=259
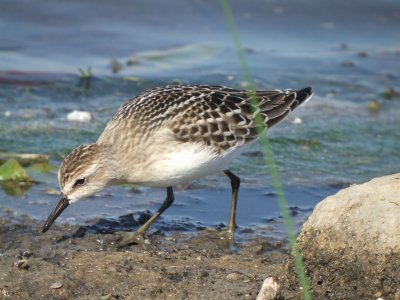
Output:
left=101, top=85, right=313, bottom=153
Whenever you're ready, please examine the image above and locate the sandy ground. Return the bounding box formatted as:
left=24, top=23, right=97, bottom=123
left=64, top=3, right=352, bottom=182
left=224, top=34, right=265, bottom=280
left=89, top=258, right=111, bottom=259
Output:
left=0, top=216, right=300, bottom=300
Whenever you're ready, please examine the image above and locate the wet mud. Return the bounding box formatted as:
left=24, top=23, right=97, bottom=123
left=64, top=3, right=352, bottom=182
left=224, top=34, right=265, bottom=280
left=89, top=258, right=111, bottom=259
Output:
left=0, top=216, right=297, bottom=299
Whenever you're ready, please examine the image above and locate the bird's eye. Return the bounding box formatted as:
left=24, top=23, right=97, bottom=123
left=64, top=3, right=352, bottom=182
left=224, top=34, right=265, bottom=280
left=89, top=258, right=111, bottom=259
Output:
left=73, top=178, right=86, bottom=188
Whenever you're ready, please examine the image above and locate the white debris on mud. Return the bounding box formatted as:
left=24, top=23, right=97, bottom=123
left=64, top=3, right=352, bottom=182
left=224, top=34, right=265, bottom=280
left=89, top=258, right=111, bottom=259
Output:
left=67, top=110, right=92, bottom=122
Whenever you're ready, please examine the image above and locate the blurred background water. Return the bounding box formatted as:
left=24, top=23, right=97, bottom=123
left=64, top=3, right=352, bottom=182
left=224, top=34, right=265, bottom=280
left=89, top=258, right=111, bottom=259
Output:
left=0, top=0, right=399, bottom=239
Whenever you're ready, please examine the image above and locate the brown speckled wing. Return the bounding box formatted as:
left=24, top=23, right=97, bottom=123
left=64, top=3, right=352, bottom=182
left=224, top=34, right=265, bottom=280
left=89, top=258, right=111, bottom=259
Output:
left=107, top=85, right=312, bottom=153
left=166, top=86, right=307, bottom=152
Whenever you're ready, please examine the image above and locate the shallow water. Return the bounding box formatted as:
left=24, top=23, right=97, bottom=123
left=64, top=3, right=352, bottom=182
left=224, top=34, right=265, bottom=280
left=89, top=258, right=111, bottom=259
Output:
left=0, top=0, right=399, bottom=239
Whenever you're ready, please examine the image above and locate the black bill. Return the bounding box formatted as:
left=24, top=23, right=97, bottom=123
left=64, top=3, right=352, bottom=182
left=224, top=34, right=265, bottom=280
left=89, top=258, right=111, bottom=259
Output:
left=42, top=193, right=70, bottom=233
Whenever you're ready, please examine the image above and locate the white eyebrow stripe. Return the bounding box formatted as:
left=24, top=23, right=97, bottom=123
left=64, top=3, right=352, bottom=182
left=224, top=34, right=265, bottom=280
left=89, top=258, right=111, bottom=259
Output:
left=63, top=163, right=99, bottom=192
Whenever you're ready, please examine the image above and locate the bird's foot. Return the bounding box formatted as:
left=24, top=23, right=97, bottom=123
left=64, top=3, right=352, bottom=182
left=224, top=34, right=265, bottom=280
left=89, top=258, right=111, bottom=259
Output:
left=217, top=227, right=237, bottom=250
left=116, top=231, right=150, bottom=248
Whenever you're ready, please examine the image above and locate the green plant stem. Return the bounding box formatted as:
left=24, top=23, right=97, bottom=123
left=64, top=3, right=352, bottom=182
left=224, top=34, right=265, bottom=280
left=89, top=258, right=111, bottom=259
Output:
left=220, top=1, right=312, bottom=299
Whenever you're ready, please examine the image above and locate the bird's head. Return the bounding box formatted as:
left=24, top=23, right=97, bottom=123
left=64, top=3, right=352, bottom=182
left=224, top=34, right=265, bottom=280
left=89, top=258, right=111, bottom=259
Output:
left=42, top=143, right=111, bottom=233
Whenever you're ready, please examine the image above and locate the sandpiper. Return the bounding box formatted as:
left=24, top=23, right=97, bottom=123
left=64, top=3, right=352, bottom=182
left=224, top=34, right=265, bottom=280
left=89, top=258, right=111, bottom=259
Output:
left=42, top=84, right=313, bottom=246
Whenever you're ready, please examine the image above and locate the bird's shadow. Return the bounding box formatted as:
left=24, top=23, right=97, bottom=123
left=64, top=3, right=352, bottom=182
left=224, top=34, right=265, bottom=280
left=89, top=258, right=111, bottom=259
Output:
left=56, top=211, right=150, bottom=243
left=56, top=211, right=202, bottom=243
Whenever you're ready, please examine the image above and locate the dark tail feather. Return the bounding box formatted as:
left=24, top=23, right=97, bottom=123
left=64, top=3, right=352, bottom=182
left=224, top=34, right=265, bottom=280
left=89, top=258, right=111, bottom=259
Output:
left=290, top=87, right=313, bottom=110
left=265, top=86, right=313, bottom=128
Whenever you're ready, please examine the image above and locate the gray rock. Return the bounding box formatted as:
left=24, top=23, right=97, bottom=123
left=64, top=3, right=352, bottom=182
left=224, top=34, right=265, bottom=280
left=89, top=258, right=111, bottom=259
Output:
left=297, top=173, right=400, bottom=299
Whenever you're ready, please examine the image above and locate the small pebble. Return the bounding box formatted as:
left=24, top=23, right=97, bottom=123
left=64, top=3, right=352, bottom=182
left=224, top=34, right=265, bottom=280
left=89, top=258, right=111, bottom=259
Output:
left=14, top=259, right=29, bottom=270
left=67, top=110, right=92, bottom=122
left=226, top=272, right=242, bottom=282
left=256, top=277, right=281, bottom=300
left=50, top=282, right=63, bottom=289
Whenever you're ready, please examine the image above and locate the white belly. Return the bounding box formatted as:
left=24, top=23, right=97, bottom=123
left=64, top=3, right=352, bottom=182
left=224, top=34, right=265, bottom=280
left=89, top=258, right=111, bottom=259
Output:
left=138, top=141, right=248, bottom=187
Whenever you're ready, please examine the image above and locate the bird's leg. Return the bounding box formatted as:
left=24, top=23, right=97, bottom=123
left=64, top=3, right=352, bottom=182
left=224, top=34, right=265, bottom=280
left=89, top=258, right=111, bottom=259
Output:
left=118, top=186, right=175, bottom=247
left=223, top=170, right=240, bottom=241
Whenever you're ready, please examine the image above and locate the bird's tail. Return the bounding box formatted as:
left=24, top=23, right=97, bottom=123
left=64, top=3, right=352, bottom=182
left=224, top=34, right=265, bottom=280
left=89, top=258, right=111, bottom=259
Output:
left=264, top=87, right=313, bottom=128
left=290, top=87, right=313, bottom=110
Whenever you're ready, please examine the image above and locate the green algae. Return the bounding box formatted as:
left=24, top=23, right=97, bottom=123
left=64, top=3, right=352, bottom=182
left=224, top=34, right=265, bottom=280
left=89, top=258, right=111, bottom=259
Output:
left=0, top=159, right=32, bottom=195
left=0, top=153, right=49, bottom=167
left=0, top=159, right=30, bottom=181
left=1, top=181, right=32, bottom=196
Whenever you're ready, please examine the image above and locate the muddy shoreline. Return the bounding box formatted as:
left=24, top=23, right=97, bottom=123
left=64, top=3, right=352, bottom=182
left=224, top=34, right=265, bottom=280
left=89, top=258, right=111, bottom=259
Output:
left=0, top=216, right=300, bottom=299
